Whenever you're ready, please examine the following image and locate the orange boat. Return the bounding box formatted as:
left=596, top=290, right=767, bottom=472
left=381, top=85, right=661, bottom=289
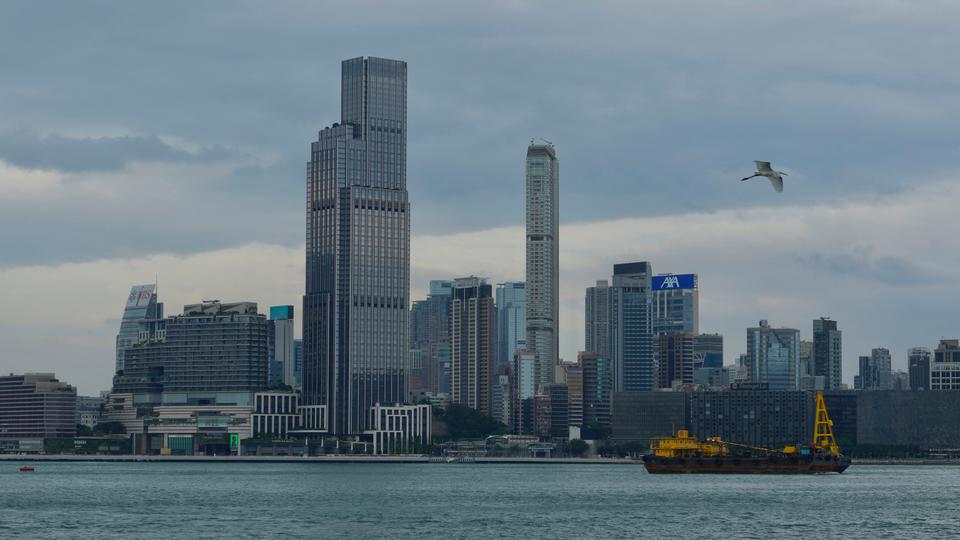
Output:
left=19, top=466, right=35, bottom=472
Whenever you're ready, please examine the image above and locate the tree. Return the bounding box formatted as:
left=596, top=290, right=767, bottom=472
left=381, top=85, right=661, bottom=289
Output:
left=93, top=421, right=127, bottom=435
left=569, top=439, right=589, bottom=457
left=434, top=404, right=508, bottom=441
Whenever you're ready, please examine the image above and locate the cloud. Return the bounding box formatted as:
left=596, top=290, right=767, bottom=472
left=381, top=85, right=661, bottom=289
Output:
left=0, top=128, right=243, bottom=172
left=5, top=177, right=957, bottom=394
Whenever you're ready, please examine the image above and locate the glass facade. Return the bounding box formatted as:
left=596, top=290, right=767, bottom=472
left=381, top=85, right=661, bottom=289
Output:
left=303, top=57, right=410, bottom=435
left=496, top=282, right=526, bottom=367
left=746, top=321, right=801, bottom=390
left=115, top=284, right=162, bottom=373
left=609, top=262, right=655, bottom=392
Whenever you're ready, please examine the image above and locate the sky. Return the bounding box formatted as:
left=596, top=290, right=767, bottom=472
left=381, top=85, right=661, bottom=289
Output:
left=1, top=0, right=959, bottom=395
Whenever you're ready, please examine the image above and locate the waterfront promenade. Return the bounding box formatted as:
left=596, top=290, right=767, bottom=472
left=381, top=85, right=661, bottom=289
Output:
left=0, top=454, right=639, bottom=464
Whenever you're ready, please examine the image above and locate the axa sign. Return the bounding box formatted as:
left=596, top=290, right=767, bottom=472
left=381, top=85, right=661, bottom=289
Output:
left=652, top=274, right=696, bottom=290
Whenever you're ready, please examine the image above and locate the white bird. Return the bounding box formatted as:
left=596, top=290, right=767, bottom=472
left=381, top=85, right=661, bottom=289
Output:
left=741, top=161, right=788, bottom=192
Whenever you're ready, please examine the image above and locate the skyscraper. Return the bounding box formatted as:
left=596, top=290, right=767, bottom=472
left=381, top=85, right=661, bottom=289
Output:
left=908, top=347, right=931, bottom=391
left=651, top=273, right=699, bottom=335
left=609, top=262, right=655, bottom=392
left=269, top=306, right=295, bottom=388
left=409, top=280, right=454, bottom=396
left=115, top=284, right=163, bottom=373
left=495, top=282, right=526, bottom=367
left=303, top=57, right=410, bottom=436
left=584, top=280, right=610, bottom=358
left=657, top=332, right=695, bottom=389
left=525, top=143, right=559, bottom=390
left=450, top=277, right=495, bottom=416
left=813, top=317, right=842, bottom=390
left=746, top=320, right=801, bottom=390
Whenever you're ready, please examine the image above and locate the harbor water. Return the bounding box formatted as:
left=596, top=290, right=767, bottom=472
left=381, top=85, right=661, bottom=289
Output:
left=2, top=462, right=958, bottom=538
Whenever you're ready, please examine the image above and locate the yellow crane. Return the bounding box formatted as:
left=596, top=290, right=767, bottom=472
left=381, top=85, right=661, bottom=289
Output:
left=813, top=391, right=841, bottom=455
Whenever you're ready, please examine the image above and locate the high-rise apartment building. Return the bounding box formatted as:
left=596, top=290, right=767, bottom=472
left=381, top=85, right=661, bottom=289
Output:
left=584, top=280, right=610, bottom=358
left=269, top=306, right=295, bottom=388
left=525, top=143, right=559, bottom=391
left=496, top=282, right=526, bottom=367
left=609, top=262, right=655, bottom=392
left=908, top=347, right=931, bottom=391
left=652, top=274, right=699, bottom=335
left=746, top=320, right=801, bottom=390
left=409, top=280, right=454, bottom=396
left=450, top=277, right=495, bottom=416
left=813, top=318, right=842, bottom=390
left=303, top=57, right=410, bottom=436
left=115, top=284, right=163, bottom=373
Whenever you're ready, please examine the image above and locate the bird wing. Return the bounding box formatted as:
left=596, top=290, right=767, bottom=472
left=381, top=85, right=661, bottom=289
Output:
left=754, top=160, right=773, bottom=172
left=768, top=175, right=784, bottom=192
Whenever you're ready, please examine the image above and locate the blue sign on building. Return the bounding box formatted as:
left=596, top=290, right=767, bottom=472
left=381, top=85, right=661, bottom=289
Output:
left=651, top=274, right=696, bottom=290
left=270, top=305, right=294, bottom=320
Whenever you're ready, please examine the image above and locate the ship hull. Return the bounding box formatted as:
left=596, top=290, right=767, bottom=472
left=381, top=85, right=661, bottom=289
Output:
left=642, top=454, right=850, bottom=474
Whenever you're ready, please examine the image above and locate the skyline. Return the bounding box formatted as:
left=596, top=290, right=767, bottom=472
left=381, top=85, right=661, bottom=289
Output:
left=2, top=1, right=959, bottom=394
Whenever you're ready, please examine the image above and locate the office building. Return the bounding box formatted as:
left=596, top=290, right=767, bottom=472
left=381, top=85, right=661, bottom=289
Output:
left=409, top=281, right=454, bottom=396
left=691, top=389, right=812, bottom=449
left=450, top=277, right=495, bottom=416
left=746, top=320, right=800, bottom=390
left=563, top=363, right=584, bottom=428
left=799, top=340, right=814, bottom=378
left=252, top=391, right=301, bottom=438
left=0, top=373, right=77, bottom=452
left=496, top=282, right=526, bottom=367
left=579, top=352, right=613, bottom=427
left=652, top=273, right=699, bottom=334
left=513, top=350, right=536, bottom=434
left=611, top=392, right=687, bottom=445
left=77, top=395, right=105, bottom=429
left=931, top=339, right=960, bottom=390
left=525, top=143, right=559, bottom=390
left=584, top=280, right=610, bottom=358
left=908, top=347, right=931, bottom=391
left=609, top=262, right=655, bottom=392
left=856, top=348, right=893, bottom=390
left=114, top=301, right=270, bottom=397
left=366, top=403, right=431, bottom=455
left=693, top=333, right=723, bottom=369
left=693, top=366, right=732, bottom=388
left=293, top=339, right=303, bottom=391
left=269, top=306, right=295, bottom=388
left=115, top=284, right=163, bottom=373
left=303, top=56, right=410, bottom=436
left=545, top=384, right=569, bottom=439
left=813, top=318, right=842, bottom=390
left=657, top=332, right=695, bottom=389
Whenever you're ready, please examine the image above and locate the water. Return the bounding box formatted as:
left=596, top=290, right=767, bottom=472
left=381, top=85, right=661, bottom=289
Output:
left=1, top=463, right=958, bottom=539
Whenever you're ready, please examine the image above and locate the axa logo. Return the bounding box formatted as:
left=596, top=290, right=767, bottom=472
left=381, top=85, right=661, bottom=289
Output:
left=660, top=276, right=680, bottom=289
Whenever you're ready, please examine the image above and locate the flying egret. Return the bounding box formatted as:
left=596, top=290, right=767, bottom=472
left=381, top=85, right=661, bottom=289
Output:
left=741, top=161, right=788, bottom=192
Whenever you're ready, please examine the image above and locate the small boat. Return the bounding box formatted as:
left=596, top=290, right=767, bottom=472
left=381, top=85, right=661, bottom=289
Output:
left=19, top=466, right=35, bottom=472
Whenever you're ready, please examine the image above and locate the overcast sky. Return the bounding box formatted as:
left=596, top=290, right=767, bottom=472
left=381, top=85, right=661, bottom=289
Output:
left=1, top=1, right=959, bottom=394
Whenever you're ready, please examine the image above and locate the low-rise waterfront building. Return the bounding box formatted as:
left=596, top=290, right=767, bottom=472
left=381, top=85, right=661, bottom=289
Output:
left=0, top=373, right=77, bottom=453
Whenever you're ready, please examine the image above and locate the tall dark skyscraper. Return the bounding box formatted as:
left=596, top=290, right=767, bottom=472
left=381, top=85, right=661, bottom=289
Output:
left=813, top=317, right=842, bottom=390
left=303, top=57, right=410, bottom=436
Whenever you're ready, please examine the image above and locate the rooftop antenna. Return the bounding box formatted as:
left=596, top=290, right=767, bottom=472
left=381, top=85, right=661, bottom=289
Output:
left=539, top=138, right=553, bottom=146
